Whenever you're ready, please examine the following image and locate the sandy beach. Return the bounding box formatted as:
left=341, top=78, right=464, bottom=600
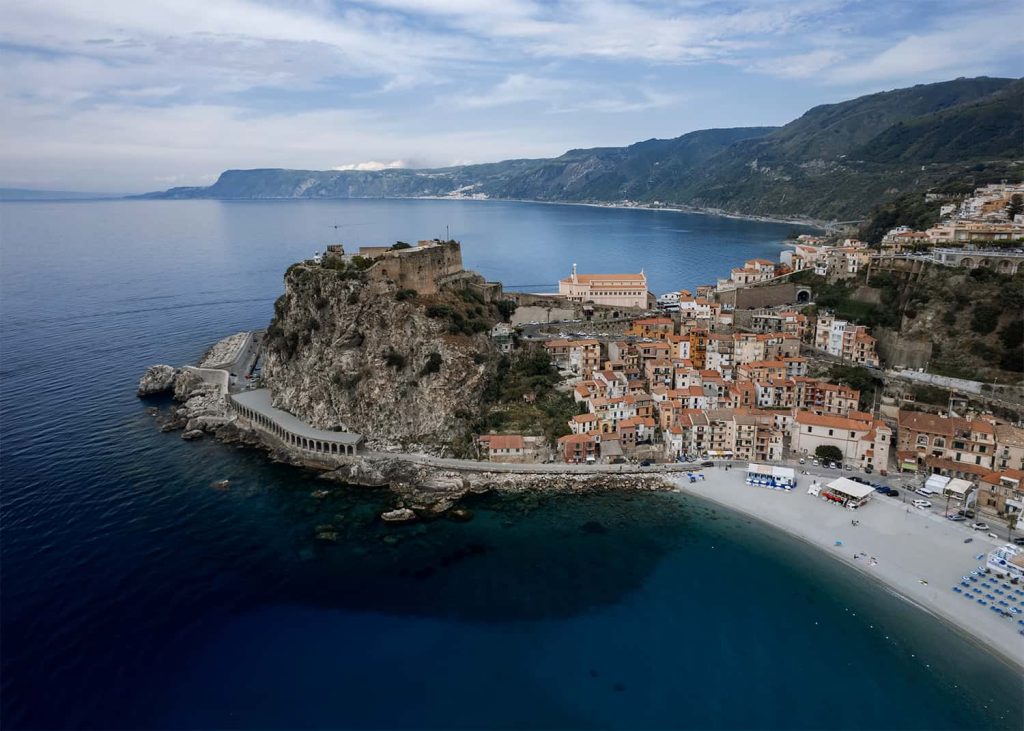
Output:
left=673, top=468, right=1024, bottom=673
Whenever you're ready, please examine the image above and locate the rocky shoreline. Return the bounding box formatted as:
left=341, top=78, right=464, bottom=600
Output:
left=137, top=359, right=673, bottom=523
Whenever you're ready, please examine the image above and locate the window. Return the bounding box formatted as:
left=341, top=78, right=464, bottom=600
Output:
left=933, top=437, right=945, bottom=448
left=917, top=435, right=928, bottom=446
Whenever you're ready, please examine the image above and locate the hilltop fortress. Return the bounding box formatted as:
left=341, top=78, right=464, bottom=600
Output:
left=323, top=239, right=502, bottom=301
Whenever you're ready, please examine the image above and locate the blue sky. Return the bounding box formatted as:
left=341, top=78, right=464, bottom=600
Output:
left=2, top=0, right=1021, bottom=193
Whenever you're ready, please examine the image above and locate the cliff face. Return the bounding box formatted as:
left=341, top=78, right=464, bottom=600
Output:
left=261, top=264, right=497, bottom=450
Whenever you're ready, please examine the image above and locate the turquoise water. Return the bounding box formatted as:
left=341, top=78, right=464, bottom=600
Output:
left=1, top=199, right=1020, bottom=729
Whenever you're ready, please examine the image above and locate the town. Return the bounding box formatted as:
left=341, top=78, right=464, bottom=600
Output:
left=473, top=181, right=1024, bottom=534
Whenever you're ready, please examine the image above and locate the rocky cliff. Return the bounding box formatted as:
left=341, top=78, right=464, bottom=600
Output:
left=261, top=264, right=500, bottom=451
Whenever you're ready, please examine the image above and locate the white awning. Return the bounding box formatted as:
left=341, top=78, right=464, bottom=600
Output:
left=747, top=463, right=795, bottom=480
left=925, top=474, right=951, bottom=492
left=945, top=478, right=974, bottom=496
left=826, top=477, right=873, bottom=499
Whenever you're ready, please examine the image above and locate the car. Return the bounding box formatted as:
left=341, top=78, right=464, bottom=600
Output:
left=887, top=489, right=899, bottom=498
left=701, top=461, right=715, bottom=467
left=1014, top=537, right=1024, bottom=546
left=827, top=462, right=837, bottom=469
left=798, top=458, right=805, bottom=465
left=864, top=464, right=874, bottom=474
left=970, top=522, right=990, bottom=531
left=946, top=514, right=966, bottom=522
left=873, top=486, right=890, bottom=493
left=958, top=509, right=976, bottom=519
left=812, top=459, right=819, bottom=466
left=640, top=460, right=652, bottom=467
left=915, top=488, right=935, bottom=497
left=851, top=477, right=869, bottom=484
left=913, top=499, right=932, bottom=509
left=844, top=464, right=855, bottom=471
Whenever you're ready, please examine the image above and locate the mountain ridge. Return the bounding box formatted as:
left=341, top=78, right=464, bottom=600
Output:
left=139, top=77, right=1023, bottom=220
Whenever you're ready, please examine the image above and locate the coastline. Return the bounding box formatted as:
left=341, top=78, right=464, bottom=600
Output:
left=409, top=194, right=830, bottom=229
left=672, top=468, right=1024, bottom=674
left=124, top=192, right=830, bottom=230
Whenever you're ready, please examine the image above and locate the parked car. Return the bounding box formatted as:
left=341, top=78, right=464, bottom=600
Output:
left=873, top=486, right=890, bottom=493
left=913, top=499, right=932, bottom=509
left=826, top=462, right=837, bottom=469
left=640, top=460, right=652, bottom=467
left=844, top=464, right=855, bottom=471
left=812, top=459, right=819, bottom=466
left=1013, top=537, right=1024, bottom=546
left=864, top=464, right=874, bottom=474
left=958, top=509, right=976, bottom=519
left=946, top=514, right=966, bottom=522
left=915, top=488, right=935, bottom=497
left=798, top=458, right=805, bottom=465
left=701, top=461, right=715, bottom=467
left=851, top=477, right=869, bottom=484
left=887, top=489, right=899, bottom=498
left=970, top=522, right=990, bottom=531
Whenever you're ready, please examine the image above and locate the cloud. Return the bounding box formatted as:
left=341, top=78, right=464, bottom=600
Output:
left=1, top=0, right=1022, bottom=191
left=333, top=160, right=409, bottom=171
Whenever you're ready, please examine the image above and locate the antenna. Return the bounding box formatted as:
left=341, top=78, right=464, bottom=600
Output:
left=446, top=224, right=450, bottom=241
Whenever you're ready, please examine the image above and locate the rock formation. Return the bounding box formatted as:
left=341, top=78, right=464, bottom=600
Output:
left=260, top=263, right=501, bottom=451
left=137, top=364, right=178, bottom=396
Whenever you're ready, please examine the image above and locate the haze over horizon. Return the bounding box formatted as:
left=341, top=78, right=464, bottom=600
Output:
left=2, top=0, right=1022, bottom=194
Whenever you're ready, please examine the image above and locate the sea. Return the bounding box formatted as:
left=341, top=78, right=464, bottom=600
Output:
left=1, top=198, right=1020, bottom=729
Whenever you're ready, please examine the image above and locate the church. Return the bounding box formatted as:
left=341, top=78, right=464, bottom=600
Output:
left=558, top=264, right=650, bottom=308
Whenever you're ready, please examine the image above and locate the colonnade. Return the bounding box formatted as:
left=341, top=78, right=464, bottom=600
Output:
left=230, top=400, right=359, bottom=456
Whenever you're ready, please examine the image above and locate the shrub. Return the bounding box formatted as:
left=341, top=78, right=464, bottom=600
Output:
left=970, top=302, right=1001, bottom=334
left=420, top=351, right=443, bottom=376
left=391, top=241, right=412, bottom=250
left=426, top=304, right=454, bottom=319
left=384, top=349, right=407, bottom=369
left=395, top=289, right=417, bottom=302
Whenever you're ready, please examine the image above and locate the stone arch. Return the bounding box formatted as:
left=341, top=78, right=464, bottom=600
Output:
left=979, top=259, right=992, bottom=269
left=960, top=257, right=975, bottom=269
left=997, top=259, right=1013, bottom=273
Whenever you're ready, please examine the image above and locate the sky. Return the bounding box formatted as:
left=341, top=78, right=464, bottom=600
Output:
left=2, top=0, right=1022, bottom=194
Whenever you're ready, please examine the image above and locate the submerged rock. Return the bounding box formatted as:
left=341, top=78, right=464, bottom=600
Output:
left=137, top=364, right=178, bottom=396
left=448, top=507, right=474, bottom=522
left=210, top=479, right=230, bottom=490
left=181, top=429, right=204, bottom=440
left=381, top=508, right=417, bottom=523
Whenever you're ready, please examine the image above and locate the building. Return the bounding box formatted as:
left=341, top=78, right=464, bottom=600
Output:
left=976, top=469, right=1024, bottom=519
left=896, top=410, right=996, bottom=480
left=789, top=410, right=891, bottom=470
left=557, top=431, right=602, bottom=463
left=994, top=423, right=1024, bottom=471
left=477, top=434, right=545, bottom=463
left=558, top=264, right=649, bottom=308
left=544, top=338, right=602, bottom=377
left=814, top=313, right=879, bottom=367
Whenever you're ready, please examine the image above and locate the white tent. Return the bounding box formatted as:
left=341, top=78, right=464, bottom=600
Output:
left=924, top=474, right=951, bottom=494
left=825, top=477, right=874, bottom=505
left=944, top=478, right=974, bottom=498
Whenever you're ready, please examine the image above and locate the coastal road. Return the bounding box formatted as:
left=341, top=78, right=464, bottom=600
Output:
left=362, top=450, right=708, bottom=475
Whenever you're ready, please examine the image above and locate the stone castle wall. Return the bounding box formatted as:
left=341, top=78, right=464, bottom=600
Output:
left=365, top=242, right=465, bottom=295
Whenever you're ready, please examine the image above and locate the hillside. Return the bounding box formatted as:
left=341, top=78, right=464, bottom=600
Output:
left=141, top=77, right=1023, bottom=220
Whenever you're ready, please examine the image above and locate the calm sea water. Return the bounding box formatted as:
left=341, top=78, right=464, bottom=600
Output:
left=1, top=199, right=1020, bottom=729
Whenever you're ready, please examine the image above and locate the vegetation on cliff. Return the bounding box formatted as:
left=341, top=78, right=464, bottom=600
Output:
left=800, top=265, right=1024, bottom=381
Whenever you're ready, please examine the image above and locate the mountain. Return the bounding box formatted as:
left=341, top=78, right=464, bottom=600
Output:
left=141, top=77, right=1023, bottom=220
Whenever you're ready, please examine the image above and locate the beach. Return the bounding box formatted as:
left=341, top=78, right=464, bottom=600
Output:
left=673, top=468, right=1024, bottom=673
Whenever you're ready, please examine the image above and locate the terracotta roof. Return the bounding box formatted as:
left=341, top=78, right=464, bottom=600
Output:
left=561, top=273, right=646, bottom=284
left=487, top=435, right=525, bottom=451
left=980, top=469, right=1024, bottom=485
left=794, top=410, right=870, bottom=431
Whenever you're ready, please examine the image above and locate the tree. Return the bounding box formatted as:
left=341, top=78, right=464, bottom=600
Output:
left=1006, top=193, right=1023, bottom=221
left=815, top=445, right=844, bottom=464
left=1008, top=512, right=1020, bottom=542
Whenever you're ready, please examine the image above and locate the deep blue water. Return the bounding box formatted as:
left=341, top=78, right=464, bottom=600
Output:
left=1, top=199, right=1020, bottom=729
